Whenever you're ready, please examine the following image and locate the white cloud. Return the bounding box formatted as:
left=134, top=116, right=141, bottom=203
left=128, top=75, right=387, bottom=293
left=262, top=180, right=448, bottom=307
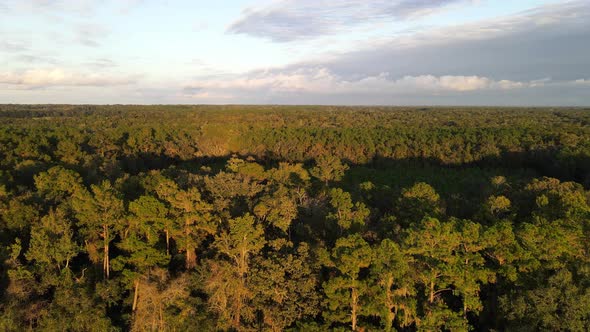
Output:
left=0, top=68, right=137, bottom=88
left=184, top=68, right=539, bottom=100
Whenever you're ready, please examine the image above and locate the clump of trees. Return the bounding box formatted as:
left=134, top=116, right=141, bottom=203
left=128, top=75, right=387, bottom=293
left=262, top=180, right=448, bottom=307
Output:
left=1, top=105, right=589, bottom=331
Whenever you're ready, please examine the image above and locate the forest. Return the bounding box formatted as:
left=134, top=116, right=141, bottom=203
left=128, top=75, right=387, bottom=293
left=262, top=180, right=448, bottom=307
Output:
left=0, top=104, right=589, bottom=331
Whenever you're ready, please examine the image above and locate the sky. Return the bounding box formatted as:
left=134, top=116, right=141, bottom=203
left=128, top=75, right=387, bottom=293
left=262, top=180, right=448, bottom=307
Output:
left=0, top=0, right=589, bottom=105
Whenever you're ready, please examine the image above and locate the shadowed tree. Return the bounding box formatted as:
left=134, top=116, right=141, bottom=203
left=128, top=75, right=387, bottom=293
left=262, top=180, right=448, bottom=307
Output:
left=204, top=214, right=266, bottom=330
left=404, top=218, right=466, bottom=331
left=127, top=195, right=171, bottom=255
left=249, top=243, right=320, bottom=331
left=501, top=268, right=590, bottom=331
left=35, top=274, right=116, bottom=332
left=480, top=195, right=513, bottom=223
left=112, top=200, right=169, bottom=318
left=166, top=187, right=215, bottom=270
left=397, top=182, right=444, bottom=225
left=452, top=219, right=496, bottom=320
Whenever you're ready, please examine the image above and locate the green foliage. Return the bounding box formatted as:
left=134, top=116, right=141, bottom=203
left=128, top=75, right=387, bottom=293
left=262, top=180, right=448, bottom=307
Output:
left=1, top=105, right=590, bottom=331
left=254, top=186, right=298, bottom=233
left=26, top=208, right=79, bottom=275
left=369, top=239, right=416, bottom=330
left=214, top=214, right=266, bottom=273
left=34, top=166, right=83, bottom=205
left=35, top=276, right=116, bottom=332
left=327, top=188, right=370, bottom=233
left=398, top=182, right=444, bottom=224
left=250, top=243, right=320, bottom=331
left=204, top=214, right=266, bottom=330
left=501, top=268, right=590, bottom=331
left=482, top=194, right=513, bottom=222
left=165, top=186, right=215, bottom=269
left=1, top=196, right=38, bottom=232
left=310, top=155, right=349, bottom=185
left=322, top=234, right=373, bottom=330
left=404, top=217, right=495, bottom=330
left=71, top=180, right=125, bottom=278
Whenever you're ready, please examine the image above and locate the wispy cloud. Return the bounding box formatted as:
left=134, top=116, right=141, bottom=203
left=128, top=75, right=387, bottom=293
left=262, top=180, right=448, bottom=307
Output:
left=3, top=0, right=147, bottom=17
left=75, top=23, right=109, bottom=47
left=0, top=41, right=29, bottom=53
left=228, top=0, right=471, bottom=42
left=0, top=68, right=138, bottom=88
left=118, top=0, right=146, bottom=14
left=12, top=54, right=60, bottom=65
left=14, top=0, right=98, bottom=16
left=84, top=58, right=118, bottom=68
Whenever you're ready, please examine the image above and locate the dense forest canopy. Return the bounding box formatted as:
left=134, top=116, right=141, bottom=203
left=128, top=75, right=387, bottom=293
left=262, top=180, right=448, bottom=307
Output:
left=0, top=105, right=589, bottom=331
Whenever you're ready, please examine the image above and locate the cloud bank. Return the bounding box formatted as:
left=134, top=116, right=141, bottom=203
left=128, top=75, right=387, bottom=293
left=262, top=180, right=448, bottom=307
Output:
left=182, top=67, right=590, bottom=104
left=0, top=0, right=588, bottom=105
left=180, top=1, right=590, bottom=105
left=228, top=0, right=470, bottom=42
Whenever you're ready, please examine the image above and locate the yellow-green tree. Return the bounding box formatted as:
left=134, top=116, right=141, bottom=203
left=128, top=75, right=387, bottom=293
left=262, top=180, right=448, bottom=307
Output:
left=72, top=181, right=124, bottom=279
left=369, top=239, right=416, bottom=331
left=321, top=234, right=373, bottom=331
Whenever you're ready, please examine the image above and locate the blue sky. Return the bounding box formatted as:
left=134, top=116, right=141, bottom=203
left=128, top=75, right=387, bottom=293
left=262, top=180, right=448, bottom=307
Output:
left=0, top=0, right=589, bottom=105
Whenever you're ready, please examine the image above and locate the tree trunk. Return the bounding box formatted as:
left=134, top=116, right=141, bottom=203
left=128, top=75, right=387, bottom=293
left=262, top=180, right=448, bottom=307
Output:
left=165, top=228, right=170, bottom=256
left=463, top=257, right=469, bottom=319
left=234, top=296, right=242, bottom=331
left=429, top=279, right=435, bottom=304
left=351, top=287, right=359, bottom=331
left=463, top=302, right=468, bottom=320
left=103, top=224, right=110, bottom=279
left=132, top=279, right=140, bottom=312
left=185, top=244, right=195, bottom=269
left=185, top=222, right=196, bottom=269
left=385, top=276, right=395, bottom=331
left=159, top=304, right=164, bottom=331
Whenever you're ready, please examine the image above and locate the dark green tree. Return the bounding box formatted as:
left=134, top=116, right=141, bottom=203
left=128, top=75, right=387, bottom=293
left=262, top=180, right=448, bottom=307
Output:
left=204, top=214, right=266, bottom=330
